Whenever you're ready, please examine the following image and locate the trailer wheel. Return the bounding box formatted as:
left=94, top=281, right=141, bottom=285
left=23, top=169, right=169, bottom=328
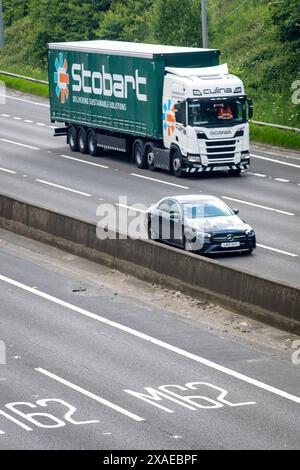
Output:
left=78, top=127, right=88, bottom=154
left=133, top=140, right=147, bottom=169
left=68, top=125, right=78, bottom=152
left=87, top=129, right=100, bottom=156
left=172, top=149, right=184, bottom=178
left=145, top=144, right=156, bottom=171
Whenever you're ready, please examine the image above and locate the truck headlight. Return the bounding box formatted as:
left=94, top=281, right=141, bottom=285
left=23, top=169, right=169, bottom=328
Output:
left=187, top=154, right=201, bottom=163
left=241, top=151, right=250, bottom=160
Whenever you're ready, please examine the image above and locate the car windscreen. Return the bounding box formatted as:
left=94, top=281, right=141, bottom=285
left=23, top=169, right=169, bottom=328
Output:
left=183, top=201, right=233, bottom=218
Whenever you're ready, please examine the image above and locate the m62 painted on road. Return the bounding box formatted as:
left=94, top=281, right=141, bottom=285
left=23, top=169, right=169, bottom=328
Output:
left=48, top=40, right=253, bottom=177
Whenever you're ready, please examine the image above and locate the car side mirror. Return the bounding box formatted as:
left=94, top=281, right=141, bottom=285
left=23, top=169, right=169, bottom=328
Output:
left=233, top=208, right=239, bottom=215
left=170, top=211, right=180, bottom=221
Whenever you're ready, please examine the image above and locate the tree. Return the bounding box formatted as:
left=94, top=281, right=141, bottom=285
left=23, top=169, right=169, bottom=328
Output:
left=26, top=0, right=112, bottom=67
left=3, top=0, right=30, bottom=26
left=97, top=0, right=152, bottom=42
left=149, top=0, right=202, bottom=46
left=271, top=0, right=300, bottom=45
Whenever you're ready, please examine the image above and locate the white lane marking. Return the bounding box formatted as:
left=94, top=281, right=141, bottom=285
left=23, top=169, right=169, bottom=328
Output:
left=35, top=179, right=92, bottom=197
left=131, top=173, right=189, bottom=189
left=1, top=274, right=299, bottom=405
left=257, top=244, right=298, bottom=257
left=0, top=409, right=32, bottom=431
left=0, top=93, right=49, bottom=108
left=60, top=154, right=109, bottom=169
left=1, top=113, right=10, bottom=118
left=36, top=368, right=144, bottom=422
left=36, top=122, right=46, bottom=127
left=116, top=203, right=146, bottom=213
left=24, top=120, right=33, bottom=123
left=249, top=172, right=267, bottom=178
left=222, top=196, right=295, bottom=216
left=252, top=154, right=300, bottom=169
left=275, top=178, right=290, bottom=183
left=0, top=167, right=17, bottom=174
left=0, top=138, right=40, bottom=150
left=13, top=116, right=22, bottom=121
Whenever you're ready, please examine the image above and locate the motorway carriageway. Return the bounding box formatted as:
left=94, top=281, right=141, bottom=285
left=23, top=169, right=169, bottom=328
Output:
left=0, top=91, right=300, bottom=287
left=0, top=230, right=299, bottom=449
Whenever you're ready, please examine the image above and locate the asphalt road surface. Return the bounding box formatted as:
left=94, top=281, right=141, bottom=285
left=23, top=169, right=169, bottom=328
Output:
left=0, top=229, right=299, bottom=450
left=0, top=90, right=299, bottom=289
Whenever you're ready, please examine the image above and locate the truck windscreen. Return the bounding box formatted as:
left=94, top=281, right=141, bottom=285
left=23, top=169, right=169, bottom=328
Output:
left=188, top=97, right=247, bottom=127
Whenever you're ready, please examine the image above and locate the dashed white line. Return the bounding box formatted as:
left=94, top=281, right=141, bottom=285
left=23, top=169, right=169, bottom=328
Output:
left=36, top=367, right=144, bottom=422
left=0, top=138, right=40, bottom=150
left=131, top=173, right=190, bottom=189
left=116, top=203, right=146, bottom=213
left=13, top=116, right=22, bottom=120
left=275, top=178, right=290, bottom=183
left=222, top=196, right=295, bottom=216
left=0, top=274, right=299, bottom=405
left=249, top=172, right=267, bottom=178
left=36, top=122, right=46, bottom=127
left=0, top=93, right=50, bottom=107
left=60, top=154, right=109, bottom=169
left=24, top=119, right=33, bottom=123
left=0, top=167, right=17, bottom=174
left=252, top=154, right=300, bottom=169
left=35, top=179, right=92, bottom=197
left=1, top=113, right=10, bottom=118
left=257, top=244, right=298, bottom=257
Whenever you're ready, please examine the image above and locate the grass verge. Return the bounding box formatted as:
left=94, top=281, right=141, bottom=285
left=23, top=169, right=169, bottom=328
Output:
left=250, top=123, right=300, bottom=151
left=0, top=74, right=49, bottom=98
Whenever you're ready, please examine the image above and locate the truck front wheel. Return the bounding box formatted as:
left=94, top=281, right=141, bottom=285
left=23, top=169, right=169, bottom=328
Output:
left=133, top=140, right=147, bottom=169
left=78, top=127, right=88, bottom=154
left=68, top=125, right=78, bottom=152
left=228, top=169, right=241, bottom=176
left=172, top=150, right=184, bottom=178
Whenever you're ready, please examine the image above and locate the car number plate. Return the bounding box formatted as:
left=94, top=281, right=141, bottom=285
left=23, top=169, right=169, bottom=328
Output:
left=221, top=242, right=240, bottom=248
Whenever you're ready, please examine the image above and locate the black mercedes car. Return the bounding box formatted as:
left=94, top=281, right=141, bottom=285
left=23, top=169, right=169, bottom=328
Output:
left=146, top=195, right=256, bottom=254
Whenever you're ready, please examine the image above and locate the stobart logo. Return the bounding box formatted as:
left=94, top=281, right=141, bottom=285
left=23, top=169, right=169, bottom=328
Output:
left=163, top=99, right=175, bottom=136
left=71, top=63, right=147, bottom=102
left=54, top=53, right=70, bottom=104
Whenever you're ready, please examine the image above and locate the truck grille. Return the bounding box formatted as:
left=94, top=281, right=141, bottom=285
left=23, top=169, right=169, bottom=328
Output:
left=205, top=138, right=236, bottom=162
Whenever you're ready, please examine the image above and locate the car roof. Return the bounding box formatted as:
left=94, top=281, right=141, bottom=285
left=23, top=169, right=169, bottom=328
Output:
left=160, top=195, right=221, bottom=204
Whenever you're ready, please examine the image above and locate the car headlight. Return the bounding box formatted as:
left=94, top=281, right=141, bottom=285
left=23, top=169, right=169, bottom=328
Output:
left=245, top=228, right=255, bottom=236
left=196, top=232, right=212, bottom=240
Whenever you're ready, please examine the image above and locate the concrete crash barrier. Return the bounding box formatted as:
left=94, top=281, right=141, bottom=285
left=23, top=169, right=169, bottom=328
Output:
left=0, top=193, right=299, bottom=334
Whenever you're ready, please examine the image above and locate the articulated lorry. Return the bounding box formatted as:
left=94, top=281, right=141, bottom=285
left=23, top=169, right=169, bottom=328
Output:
left=48, top=40, right=253, bottom=177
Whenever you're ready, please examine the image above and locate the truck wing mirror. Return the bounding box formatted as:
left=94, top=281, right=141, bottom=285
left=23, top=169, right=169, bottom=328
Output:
left=247, top=97, right=253, bottom=120
left=175, top=109, right=182, bottom=123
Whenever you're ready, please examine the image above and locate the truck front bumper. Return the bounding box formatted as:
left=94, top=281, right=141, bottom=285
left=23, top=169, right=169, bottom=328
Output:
left=183, top=158, right=250, bottom=173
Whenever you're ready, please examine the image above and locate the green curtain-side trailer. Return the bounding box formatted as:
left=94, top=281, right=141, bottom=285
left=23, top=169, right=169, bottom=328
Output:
left=48, top=41, right=220, bottom=140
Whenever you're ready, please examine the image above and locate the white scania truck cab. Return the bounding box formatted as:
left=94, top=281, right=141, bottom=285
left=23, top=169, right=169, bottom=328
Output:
left=160, top=64, right=253, bottom=177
